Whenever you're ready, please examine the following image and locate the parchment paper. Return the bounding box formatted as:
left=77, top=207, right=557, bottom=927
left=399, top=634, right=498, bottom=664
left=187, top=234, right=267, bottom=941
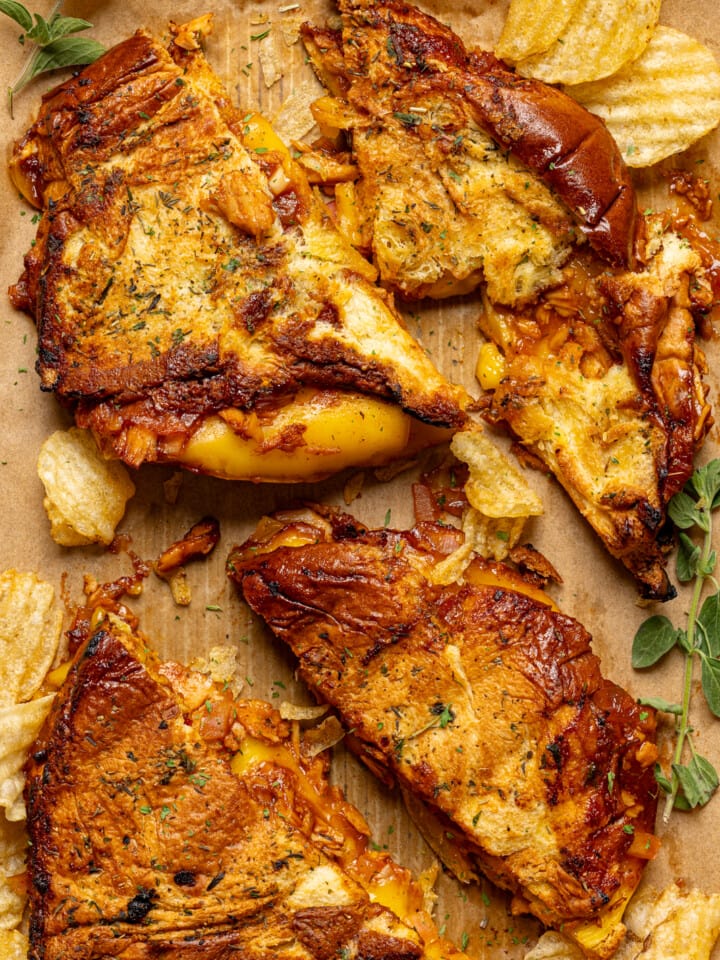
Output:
left=1, top=1, right=718, bottom=955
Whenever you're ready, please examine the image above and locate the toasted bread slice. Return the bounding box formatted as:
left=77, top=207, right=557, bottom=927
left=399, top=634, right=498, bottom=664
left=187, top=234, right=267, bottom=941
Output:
left=25, top=605, right=468, bottom=960
left=9, top=20, right=467, bottom=482
left=302, top=1, right=716, bottom=597
left=302, top=0, right=637, bottom=304
left=228, top=505, right=660, bottom=959
left=478, top=226, right=713, bottom=600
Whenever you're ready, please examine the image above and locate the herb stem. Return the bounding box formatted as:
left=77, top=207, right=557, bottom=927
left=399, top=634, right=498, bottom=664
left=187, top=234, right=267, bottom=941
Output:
left=663, top=506, right=713, bottom=822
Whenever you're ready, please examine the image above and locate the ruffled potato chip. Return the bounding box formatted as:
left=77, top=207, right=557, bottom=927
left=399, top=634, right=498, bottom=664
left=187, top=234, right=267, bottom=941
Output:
left=524, top=883, right=720, bottom=959
left=0, top=570, right=62, bottom=709
left=514, top=0, right=661, bottom=85
left=450, top=425, right=543, bottom=522
left=37, top=427, right=136, bottom=547
left=495, top=0, right=583, bottom=63
left=620, top=883, right=720, bottom=959
left=427, top=425, right=543, bottom=579
left=0, top=695, right=55, bottom=821
left=0, top=929, right=29, bottom=957
left=565, top=27, right=720, bottom=167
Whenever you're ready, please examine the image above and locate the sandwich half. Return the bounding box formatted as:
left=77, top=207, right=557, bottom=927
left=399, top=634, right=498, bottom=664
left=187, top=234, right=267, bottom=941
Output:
left=9, top=17, right=468, bottom=483
left=300, top=0, right=716, bottom=598
left=25, top=600, right=468, bottom=960
left=228, top=505, right=660, bottom=959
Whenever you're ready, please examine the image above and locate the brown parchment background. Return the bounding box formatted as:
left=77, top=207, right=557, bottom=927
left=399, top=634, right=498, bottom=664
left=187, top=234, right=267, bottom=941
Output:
left=1, top=0, right=720, bottom=955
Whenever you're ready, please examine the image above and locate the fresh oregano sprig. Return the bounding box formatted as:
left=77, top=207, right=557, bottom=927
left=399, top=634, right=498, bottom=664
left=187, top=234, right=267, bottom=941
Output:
left=632, top=459, right=720, bottom=823
left=1, top=0, right=104, bottom=114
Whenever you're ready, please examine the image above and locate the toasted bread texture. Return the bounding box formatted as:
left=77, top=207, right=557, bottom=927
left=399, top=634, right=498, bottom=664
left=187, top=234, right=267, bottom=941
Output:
left=24, top=606, right=468, bottom=960
left=229, top=506, right=660, bottom=959
left=9, top=21, right=467, bottom=480
left=302, top=0, right=717, bottom=597
left=302, top=0, right=637, bottom=304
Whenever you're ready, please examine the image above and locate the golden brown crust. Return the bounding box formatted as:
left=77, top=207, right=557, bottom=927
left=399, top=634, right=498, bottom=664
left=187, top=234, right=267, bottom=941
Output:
left=228, top=507, right=659, bottom=952
left=25, top=617, right=430, bottom=960
left=303, top=0, right=637, bottom=274
left=9, top=26, right=467, bottom=475
left=481, top=228, right=714, bottom=600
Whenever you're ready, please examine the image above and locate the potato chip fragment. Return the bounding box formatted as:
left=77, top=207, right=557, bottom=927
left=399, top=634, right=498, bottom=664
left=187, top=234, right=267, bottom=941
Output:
left=495, top=0, right=583, bottom=63
left=0, top=815, right=27, bottom=932
left=524, top=883, right=720, bottom=959
left=37, top=427, right=136, bottom=547
left=428, top=425, right=543, bottom=579
left=450, top=424, right=543, bottom=523
left=524, top=931, right=583, bottom=959
left=0, top=696, right=55, bottom=821
left=0, top=929, right=29, bottom=957
left=515, top=0, right=661, bottom=85
left=0, top=570, right=62, bottom=708
left=272, top=74, right=326, bottom=143
left=257, top=25, right=284, bottom=88
left=620, top=883, right=720, bottom=959
left=301, top=714, right=346, bottom=757
left=279, top=701, right=329, bottom=722
left=565, top=27, right=720, bottom=167
left=189, top=645, right=243, bottom=697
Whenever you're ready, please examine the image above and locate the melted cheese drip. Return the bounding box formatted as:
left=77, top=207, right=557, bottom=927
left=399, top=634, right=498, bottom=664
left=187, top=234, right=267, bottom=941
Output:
left=177, top=390, right=411, bottom=481
left=231, top=737, right=416, bottom=921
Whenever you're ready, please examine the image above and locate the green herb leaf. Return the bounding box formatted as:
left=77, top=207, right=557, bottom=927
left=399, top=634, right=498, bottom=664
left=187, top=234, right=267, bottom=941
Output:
left=45, top=14, right=95, bottom=42
left=700, top=654, right=720, bottom=717
left=668, top=490, right=702, bottom=530
left=672, top=754, right=719, bottom=810
left=3, top=2, right=104, bottom=112
left=638, top=696, right=683, bottom=715
left=677, top=531, right=700, bottom=581
left=29, top=35, right=105, bottom=77
left=693, top=459, right=720, bottom=509
left=24, top=12, right=51, bottom=44
left=631, top=615, right=678, bottom=668
left=654, top=764, right=673, bottom=794
left=0, top=0, right=32, bottom=30
left=633, top=458, right=720, bottom=823
left=697, top=591, right=720, bottom=658
left=676, top=627, right=693, bottom=655
left=393, top=111, right=422, bottom=127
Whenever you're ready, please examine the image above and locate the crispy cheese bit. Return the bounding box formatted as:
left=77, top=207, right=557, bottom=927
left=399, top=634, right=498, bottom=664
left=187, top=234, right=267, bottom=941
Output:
left=155, top=517, right=220, bottom=575
left=169, top=12, right=214, bottom=50
left=37, top=427, right=136, bottom=547
left=0, top=570, right=62, bottom=707
left=176, top=390, right=412, bottom=482
left=46, top=659, right=72, bottom=689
